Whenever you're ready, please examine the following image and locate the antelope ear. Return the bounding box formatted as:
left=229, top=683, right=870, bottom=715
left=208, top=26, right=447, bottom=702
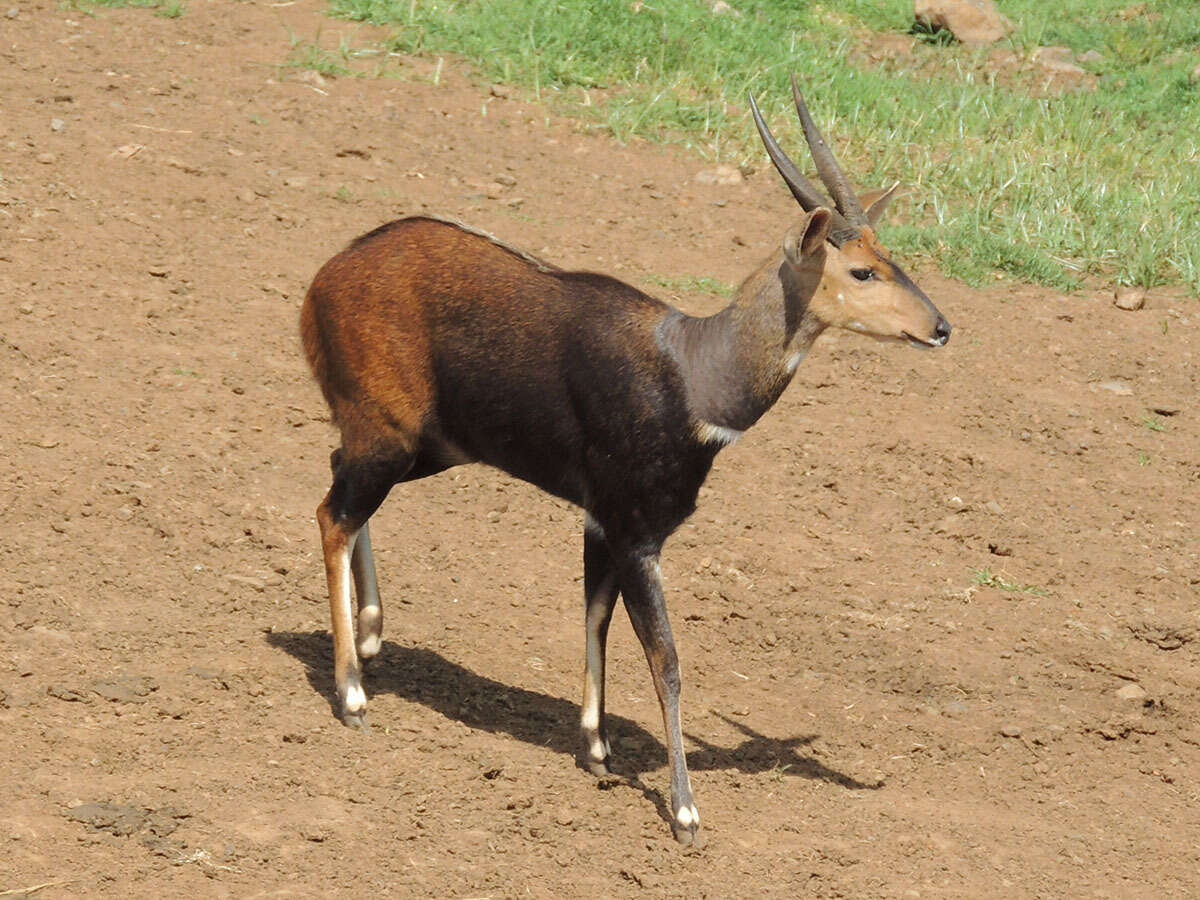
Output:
left=859, top=182, right=903, bottom=226
left=782, top=207, right=833, bottom=265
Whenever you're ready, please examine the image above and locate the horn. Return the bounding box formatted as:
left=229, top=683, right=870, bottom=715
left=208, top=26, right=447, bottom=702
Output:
left=790, top=74, right=868, bottom=226
left=747, top=90, right=855, bottom=241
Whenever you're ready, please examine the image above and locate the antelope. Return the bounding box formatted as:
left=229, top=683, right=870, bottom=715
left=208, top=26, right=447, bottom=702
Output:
left=300, top=75, right=949, bottom=846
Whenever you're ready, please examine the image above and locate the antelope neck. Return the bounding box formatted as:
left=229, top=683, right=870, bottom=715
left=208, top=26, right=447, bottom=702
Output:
left=658, top=253, right=825, bottom=433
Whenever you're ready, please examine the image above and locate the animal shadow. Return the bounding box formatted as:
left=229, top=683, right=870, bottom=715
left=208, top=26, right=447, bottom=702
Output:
left=267, top=630, right=882, bottom=794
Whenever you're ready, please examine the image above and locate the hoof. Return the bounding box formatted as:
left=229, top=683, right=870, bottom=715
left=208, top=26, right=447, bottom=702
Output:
left=585, top=758, right=611, bottom=777
left=671, top=821, right=702, bottom=847
left=671, top=803, right=701, bottom=847
left=342, top=711, right=371, bottom=733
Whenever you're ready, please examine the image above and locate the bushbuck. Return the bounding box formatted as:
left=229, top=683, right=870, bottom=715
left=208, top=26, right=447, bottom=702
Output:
left=300, top=75, right=950, bottom=845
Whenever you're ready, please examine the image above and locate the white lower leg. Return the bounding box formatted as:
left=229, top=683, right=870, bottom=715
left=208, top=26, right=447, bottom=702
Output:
left=581, top=583, right=614, bottom=766
left=352, top=524, right=382, bottom=659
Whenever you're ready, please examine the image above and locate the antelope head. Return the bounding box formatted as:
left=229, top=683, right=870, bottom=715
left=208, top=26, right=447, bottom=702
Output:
left=749, top=76, right=950, bottom=349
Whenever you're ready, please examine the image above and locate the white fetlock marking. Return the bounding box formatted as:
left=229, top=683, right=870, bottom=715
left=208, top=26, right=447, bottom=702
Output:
left=344, top=682, right=366, bottom=714
left=588, top=736, right=607, bottom=762
left=675, top=804, right=699, bottom=829
left=358, top=633, right=381, bottom=659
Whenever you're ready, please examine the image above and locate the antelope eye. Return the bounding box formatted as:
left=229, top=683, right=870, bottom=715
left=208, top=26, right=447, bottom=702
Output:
left=850, top=267, right=875, bottom=282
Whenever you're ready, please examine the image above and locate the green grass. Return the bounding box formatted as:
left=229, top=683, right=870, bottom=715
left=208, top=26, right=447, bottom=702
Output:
left=321, top=0, right=1200, bottom=293
left=646, top=274, right=735, bottom=298
left=972, top=567, right=1046, bottom=595
left=68, top=0, right=183, bottom=13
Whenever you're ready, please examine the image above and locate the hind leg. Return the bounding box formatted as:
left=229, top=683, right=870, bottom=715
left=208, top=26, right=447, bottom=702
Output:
left=580, top=514, right=620, bottom=775
left=317, top=455, right=408, bottom=729
left=351, top=523, right=383, bottom=663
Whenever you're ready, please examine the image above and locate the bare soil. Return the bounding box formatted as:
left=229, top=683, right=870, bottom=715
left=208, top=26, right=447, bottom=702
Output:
left=2, top=2, right=1198, bottom=896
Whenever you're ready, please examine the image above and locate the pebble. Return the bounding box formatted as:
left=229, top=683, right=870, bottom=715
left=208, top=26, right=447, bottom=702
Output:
left=1113, top=286, right=1146, bottom=310
left=485, top=181, right=505, bottom=199
left=36, top=152, right=56, bottom=165
left=1000, top=724, right=1022, bottom=738
left=1115, top=682, right=1146, bottom=701
left=6, top=7, right=18, bottom=18
left=1094, top=379, right=1133, bottom=396
left=489, top=83, right=513, bottom=99
left=50, top=118, right=65, bottom=132
left=695, top=163, right=743, bottom=186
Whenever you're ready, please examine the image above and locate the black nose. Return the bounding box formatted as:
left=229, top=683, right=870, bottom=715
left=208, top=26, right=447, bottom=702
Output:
left=934, top=316, right=952, bottom=346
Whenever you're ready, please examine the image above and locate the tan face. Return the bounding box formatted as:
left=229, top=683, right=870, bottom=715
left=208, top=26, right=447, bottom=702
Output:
left=798, top=227, right=950, bottom=348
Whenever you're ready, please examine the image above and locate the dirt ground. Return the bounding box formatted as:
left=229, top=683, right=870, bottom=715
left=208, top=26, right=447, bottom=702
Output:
left=2, top=1, right=1198, bottom=896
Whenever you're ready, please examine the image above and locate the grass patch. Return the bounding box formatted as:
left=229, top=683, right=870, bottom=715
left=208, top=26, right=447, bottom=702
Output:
left=68, top=0, right=183, bottom=13
left=972, top=567, right=1046, bottom=595
left=323, top=0, right=1200, bottom=294
left=645, top=274, right=735, bottom=298
left=1140, top=414, right=1167, bottom=432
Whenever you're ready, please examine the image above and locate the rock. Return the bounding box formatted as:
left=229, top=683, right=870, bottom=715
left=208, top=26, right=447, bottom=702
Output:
left=695, top=164, right=743, bottom=186
left=1092, top=379, right=1133, bottom=396
left=1033, top=46, right=1086, bottom=77
left=226, top=574, right=266, bottom=592
left=1115, top=682, right=1146, bottom=701
left=1000, top=724, right=1022, bottom=738
left=914, top=0, right=1013, bottom=46
left=494, top=173, right=517, bottom=187
left=50, top=118, right=65, bottom=132
left=485, top=181, right=505, bottom=199
left=1113, top=285, right=1146, bottom=310
left=91, top=675, right=158, bottom=703
left=6, top=7, right=18, bottom=18
left=489, top=83, right=513, bottom=99
left=36, top=152, right=56, bottom=164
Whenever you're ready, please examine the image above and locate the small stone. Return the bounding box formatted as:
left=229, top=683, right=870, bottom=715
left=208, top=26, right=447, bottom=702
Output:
left=36, top=152, right=56, bottom=165
left=489, top=83, right=513, bottom=99
left=985, top=500, right=1005, bottom=516
left=1113, top=285, right=1146, bottom=310
left=50, top=118, right=65, bottom=132
left=1093, top=379, right=1133, bottom=396
left=494, top=173, right=517, bottom=187
left=5, top=7, right=18, bottom=18
left=1000, top=724, right=1022, bottom=738
left=1115, top=683, right=1147, bottom=701
left=695, top=164, right=743, bottom=186
left=485, top=181, right=505, bottom=199
left=237, top=188, right=256, bottom=203
left=226, top=574, right=266, bottom=592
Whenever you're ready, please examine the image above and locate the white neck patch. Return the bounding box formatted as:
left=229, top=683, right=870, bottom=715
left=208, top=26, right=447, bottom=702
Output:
left=694, top=421, right=744, bottom=447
